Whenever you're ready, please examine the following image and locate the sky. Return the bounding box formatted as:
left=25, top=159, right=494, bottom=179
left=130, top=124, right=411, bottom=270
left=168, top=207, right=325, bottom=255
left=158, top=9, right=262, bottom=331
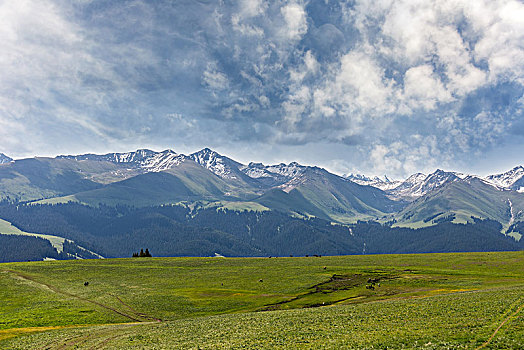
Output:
left=1, top=0, right=523, bottom=179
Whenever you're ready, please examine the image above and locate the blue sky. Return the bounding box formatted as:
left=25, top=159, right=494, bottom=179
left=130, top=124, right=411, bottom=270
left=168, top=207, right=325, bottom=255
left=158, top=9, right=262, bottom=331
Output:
left=1, top=0, right=523, bottom=178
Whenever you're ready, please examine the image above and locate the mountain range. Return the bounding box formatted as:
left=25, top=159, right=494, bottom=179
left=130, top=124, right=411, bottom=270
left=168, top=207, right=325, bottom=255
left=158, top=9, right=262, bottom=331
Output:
left=0, top=148, right=522, bottom=260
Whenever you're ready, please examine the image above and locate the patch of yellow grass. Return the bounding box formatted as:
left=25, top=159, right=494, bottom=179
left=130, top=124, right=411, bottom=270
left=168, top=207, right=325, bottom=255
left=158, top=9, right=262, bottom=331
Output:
left=0, top=326, right=74, bottom=341
left=429, top=288, right=474, bottom=294
left=0, top=322, right=144, bottom=342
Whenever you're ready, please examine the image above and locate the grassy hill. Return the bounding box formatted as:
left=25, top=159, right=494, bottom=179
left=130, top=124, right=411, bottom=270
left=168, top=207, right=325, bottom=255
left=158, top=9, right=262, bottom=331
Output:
left=0, top=252, right=522, bottom=348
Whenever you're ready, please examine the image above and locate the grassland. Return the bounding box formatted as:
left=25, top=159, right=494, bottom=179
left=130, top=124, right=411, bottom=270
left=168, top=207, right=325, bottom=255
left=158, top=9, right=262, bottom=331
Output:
left=0, top=252, right=522, bottom=349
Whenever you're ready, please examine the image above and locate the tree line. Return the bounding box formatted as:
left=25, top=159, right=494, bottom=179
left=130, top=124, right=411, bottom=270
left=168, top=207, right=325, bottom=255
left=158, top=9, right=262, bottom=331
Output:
left=0, top=201, right=521, bottom=261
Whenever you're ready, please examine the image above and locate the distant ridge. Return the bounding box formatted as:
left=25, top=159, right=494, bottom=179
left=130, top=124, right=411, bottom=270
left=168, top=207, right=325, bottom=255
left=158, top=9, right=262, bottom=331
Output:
left=0, top=147, right=522, bottom=232
left=57, top=149, right=187, bottom=172
left=485, top=166, right=524, bottom=192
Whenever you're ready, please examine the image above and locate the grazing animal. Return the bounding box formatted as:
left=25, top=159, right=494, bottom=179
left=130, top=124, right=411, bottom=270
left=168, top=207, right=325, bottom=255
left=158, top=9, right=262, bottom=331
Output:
left=323, top=266, right=327, bottom=270
left=84, top=282, right=89, bottom=287
left=259, top=279, right=263, bottom=282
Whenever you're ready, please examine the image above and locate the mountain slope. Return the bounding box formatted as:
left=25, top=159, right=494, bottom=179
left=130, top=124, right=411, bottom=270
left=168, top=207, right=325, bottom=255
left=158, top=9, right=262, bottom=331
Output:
left=58, top=149, right=187, bottom=173
left=394, top=176, right=524, bottom=229
left=49, top=159, right=259, bottom=207
left=0, top=158, right=107, bottom=202
left=346, top=174, right=401, bottom=191
left=386, top=170, right=463, bottom=201
left=266, top=167, right=406, bottom=222
left=485, top=166, right=524, bottom=192
left=241, top=162, right=306, bottom=187
left=254, top=188, right=331, bottom=220
left=189, top=148, right=266, bottom=191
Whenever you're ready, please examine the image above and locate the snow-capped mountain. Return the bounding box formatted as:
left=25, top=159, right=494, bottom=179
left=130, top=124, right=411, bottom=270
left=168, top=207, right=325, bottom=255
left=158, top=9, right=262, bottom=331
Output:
left=58, top=149, right=187, bottom=172
left=485, top=166, right=524, bottom=192
left=3, top=147, right=524, bottom=236
left=54, top=147, right=524, bottom=202
left=57, top=148, right=310, bottom=186
left=240, top=161, right=307, bottom=188
left=346, top=174, right=401, bottom=191
left=346, top=170, right=465, bottom=200
left=387, top=170, right=463, bottom=200
left=0, top=153, right=13, bottom=164
left=242, top=162, right=305, bottom=179
left=189, top=148, right=244, bottom=180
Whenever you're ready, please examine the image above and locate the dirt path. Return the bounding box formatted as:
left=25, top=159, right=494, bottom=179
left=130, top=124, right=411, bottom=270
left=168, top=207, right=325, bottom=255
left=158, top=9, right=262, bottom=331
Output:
left=110, top=293, right=162, bottom=322
left=475, top=298, right=523, bottom=350
left=4, top=269, right=145, bottom=322
left=42, top=322, right=148, bottom=350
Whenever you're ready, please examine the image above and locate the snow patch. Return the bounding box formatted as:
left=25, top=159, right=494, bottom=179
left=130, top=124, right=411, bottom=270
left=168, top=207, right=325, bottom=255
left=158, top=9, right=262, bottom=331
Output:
left=485, top=166, right=524, bottom=189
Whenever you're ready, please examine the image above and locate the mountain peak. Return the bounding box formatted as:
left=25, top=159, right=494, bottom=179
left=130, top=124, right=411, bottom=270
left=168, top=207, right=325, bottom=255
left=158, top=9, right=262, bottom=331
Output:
left=195, top=147, right=230, bottom=157
left=57, top=149, right=185, bottom=172
left=239, top=161, right=306, bottom=184
left=485, top=165, right=524, bottom=190
left=198, top=147, right=216, bottom=155
left=189, top=148, right=243, bottom=180
left=0, top=153, right=13, bottom=164
left=387, top=170, right=460, bottom=200
left=346, top=173, right=402, bottom=191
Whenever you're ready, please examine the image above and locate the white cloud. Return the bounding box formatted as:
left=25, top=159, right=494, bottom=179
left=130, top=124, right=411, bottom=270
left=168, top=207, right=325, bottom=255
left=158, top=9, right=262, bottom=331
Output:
left=403, top=65, right=452, bottom=111
left=311, top=48, right=396, bottom=121
left=280, top=3, right=308, bottom=40
left=282, top=86, right=311, bottom=126
left=231, top=14, right=265, bottom=37
left=289, top=50, right=319, bottom=83
left=470, top=0, right=524, bottom=84
left=202, top=63, right=229, bottom=91
left=337, top=50, right=393, bottom=111
left=0, top=0, right=522, bottom=177
left=366, top=135, right=448, bottom=177
left=0, top=0, right=119, bottom=151
left=238, top=0, right=267, bottom=18
left=352, top=0, right=523, bottom=89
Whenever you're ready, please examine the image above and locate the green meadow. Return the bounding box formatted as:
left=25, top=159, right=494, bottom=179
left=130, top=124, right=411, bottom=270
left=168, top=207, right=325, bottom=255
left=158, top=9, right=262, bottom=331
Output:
left=0, top=251, right=523, bottom=349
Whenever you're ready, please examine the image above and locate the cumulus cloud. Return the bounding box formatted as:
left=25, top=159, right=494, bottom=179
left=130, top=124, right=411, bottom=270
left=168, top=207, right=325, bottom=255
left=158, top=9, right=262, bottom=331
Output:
left=403, top=65, right=452, bottom=111
left=0, top=0, right=522, bottom=177
left=280, top=2, right=308, bottom=40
